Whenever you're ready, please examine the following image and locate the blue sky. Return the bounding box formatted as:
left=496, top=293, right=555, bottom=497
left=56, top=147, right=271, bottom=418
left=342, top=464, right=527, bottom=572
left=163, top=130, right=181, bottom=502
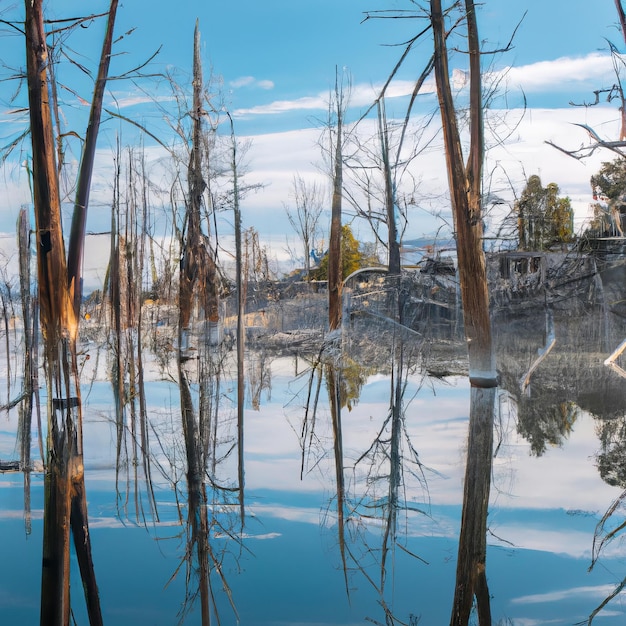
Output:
left=1, top=1, right=625, bottom=274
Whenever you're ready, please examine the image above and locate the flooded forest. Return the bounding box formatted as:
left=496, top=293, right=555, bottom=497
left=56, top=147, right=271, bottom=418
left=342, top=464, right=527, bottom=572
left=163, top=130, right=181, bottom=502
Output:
left=3, top=1, right=626, bottom=626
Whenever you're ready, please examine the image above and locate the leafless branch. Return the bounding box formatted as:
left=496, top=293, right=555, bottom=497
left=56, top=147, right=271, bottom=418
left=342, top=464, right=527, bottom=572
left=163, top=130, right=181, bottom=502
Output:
left=546, top=123, right=626, bottom=160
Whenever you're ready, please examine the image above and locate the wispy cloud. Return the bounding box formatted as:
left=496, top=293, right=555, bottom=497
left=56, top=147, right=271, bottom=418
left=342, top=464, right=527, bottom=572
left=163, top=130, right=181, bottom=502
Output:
left=491, top=52, right=615, bottom=94
left=234, top=95, right=326, bottom=116
left=107, top=93, right=176, bottom=109
left=234, top=53, right=616, bottom=119
left=229, top=75, right=275, bottom=90
left=232, top=78, right=435, bottom=117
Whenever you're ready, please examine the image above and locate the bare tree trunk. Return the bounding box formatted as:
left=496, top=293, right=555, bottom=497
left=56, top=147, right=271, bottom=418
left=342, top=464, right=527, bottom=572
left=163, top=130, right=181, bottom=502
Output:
left=230, top=116, right=246, bottom=522
left=328, top=72, right=344, bottom=331
left=67, top=0, right=118, bottom=314
left=18, top=209, right=34, bottom=533
left=25, top=5, right=75, bottom=624
left=177, top=23, right=221, bottom=623
left=430, top=2, right=496, bottom=624
left=377, top=98, right=401, bottom=275
left=25, top=2, right=116, bottom=624
left=109, top=139, right=127, bottom=508
left=431, top=0, right=494, bottom=382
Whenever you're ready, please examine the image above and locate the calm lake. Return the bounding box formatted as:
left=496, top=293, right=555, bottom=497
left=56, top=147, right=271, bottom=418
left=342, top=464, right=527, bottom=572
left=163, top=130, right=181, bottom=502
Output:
left=2, top=277, right=626, bottom=625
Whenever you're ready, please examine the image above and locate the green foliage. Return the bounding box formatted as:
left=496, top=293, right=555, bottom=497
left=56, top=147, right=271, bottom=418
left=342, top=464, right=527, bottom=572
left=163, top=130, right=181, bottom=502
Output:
left=515, top=175, right=574, bottom=250
left=313, top=224, right=374, bottom=280
left=591, top=157, right=626, bottom=201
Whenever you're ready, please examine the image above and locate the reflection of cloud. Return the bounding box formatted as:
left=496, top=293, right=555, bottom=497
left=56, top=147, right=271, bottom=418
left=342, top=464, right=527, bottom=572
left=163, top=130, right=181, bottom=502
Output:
left=88, top=516, right=181, bottom=530
left=490, top=525, right=599, bottom=559
left=217, top=532, right=281, bottom=540
left=249, top=503, right=321, bottom=525
left=511, top=584, right=623, bottom=605
left=0, top=509, right=43, bottom=521
left=515, top=617, right=563, bottom=626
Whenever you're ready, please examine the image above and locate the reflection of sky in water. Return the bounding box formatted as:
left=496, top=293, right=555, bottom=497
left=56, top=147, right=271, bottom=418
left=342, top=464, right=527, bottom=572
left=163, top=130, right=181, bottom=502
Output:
left=1, top=358, right=626, bottom=624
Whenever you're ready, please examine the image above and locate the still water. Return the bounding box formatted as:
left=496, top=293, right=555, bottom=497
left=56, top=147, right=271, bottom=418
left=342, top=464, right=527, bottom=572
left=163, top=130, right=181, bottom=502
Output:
left=1, top=296, right=626, bottom=625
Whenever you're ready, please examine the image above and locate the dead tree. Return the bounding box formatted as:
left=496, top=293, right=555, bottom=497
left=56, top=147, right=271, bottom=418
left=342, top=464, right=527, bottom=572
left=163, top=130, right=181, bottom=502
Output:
left=178, top=20, right=210, bottom=625
left=24, top=2, right=118, bottom=624
left=227, top=111, right=246, bottom=523
left=17, top=209, right=34, bottom=533
left=377, top=98, right=402, bottom=276
left=430, top=1, right=497, bottom=625
left=328, top=71, right=347, bottom=331
left=284, top=174, right=324, bottom=278
left=548, top=1, right=626, bottom=157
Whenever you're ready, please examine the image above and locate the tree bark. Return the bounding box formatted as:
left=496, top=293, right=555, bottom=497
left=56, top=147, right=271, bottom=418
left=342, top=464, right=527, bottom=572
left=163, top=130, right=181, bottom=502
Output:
left=430, top=2, right=497, bottom=624
left=377, top=98, right=401, bottom=275
left=67, top=0, right=118, bottom=314
left=177, top=22, right=213, bottom=624
left=328, top=72, right=344, bottom=331
left=25, top=2, right=112, bottom=624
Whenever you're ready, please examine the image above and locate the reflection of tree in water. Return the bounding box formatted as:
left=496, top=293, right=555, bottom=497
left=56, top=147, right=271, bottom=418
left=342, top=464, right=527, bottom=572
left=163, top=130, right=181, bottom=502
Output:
left=347, top=344, right=431, bottom=625
left=596, top=415, right=626, bottom=487
left=163, top=334, right=241, bottom=625
left=510, top=392, right=579, bottom=456
left=493, top=301, right=626, bottom=624
left=494, top=310, right=626, bottom=456
left=296, top=276, right=435, bottom=625
left=247, top=349, right=272, bottom=411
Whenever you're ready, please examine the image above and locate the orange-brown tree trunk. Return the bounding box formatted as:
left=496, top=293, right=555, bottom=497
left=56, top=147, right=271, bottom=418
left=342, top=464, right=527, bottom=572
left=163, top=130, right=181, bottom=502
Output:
left=25, top=2, right=115, bottom=624
left=430, top=2, right=496, bottom=624
left=328, top=73, right=344, bottom=331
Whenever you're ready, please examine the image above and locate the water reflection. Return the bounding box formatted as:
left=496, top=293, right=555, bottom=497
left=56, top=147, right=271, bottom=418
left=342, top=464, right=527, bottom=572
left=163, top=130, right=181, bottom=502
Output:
left=3, top=269, right=626, bottom=623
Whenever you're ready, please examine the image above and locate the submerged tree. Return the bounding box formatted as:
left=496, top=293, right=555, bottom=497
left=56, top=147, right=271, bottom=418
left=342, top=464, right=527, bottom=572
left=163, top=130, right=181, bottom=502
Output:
left=24, top=1, right=119, bottom=624
left=327, top=71, right=350, bottom=331
left=176, top=21, right=227, bottom=625
left=430, top=1, right=497, bottom=624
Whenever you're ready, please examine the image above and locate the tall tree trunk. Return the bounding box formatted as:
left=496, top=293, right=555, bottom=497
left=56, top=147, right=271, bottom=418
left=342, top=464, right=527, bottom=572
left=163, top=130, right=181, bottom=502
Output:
left=67, top=0, right=119, bottom=314
left=177, top=22, right=220, bottom=623
left=431, top=0, right=494, bottom=382
left=430, top=2, right=496, bottom=625
left=377, top=98, right=401, bottom=276
left=25, top=2, right=115, bottom=624
left=25, top=5, right=76, bottom=624
left=328, top=72, right=344, bottom=331
left=232, top=123, right=246, bottom=523
left=18, top=210, right=34, bottom=526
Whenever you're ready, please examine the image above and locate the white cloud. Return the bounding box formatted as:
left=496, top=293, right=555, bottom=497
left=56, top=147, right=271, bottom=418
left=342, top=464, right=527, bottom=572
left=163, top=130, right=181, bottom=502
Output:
left=231, top=76, right=256, bottom=88
left=234, top=94, right=327, bottom=116
left=106, top=92, right=176, bottom=109
left=233, top=78, right=436, bottom=118
left=491, top=52, right=616, bottom=94
left=232, top=53, right=617, bottom=121
left=229, top=76, right=275, bottom=90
